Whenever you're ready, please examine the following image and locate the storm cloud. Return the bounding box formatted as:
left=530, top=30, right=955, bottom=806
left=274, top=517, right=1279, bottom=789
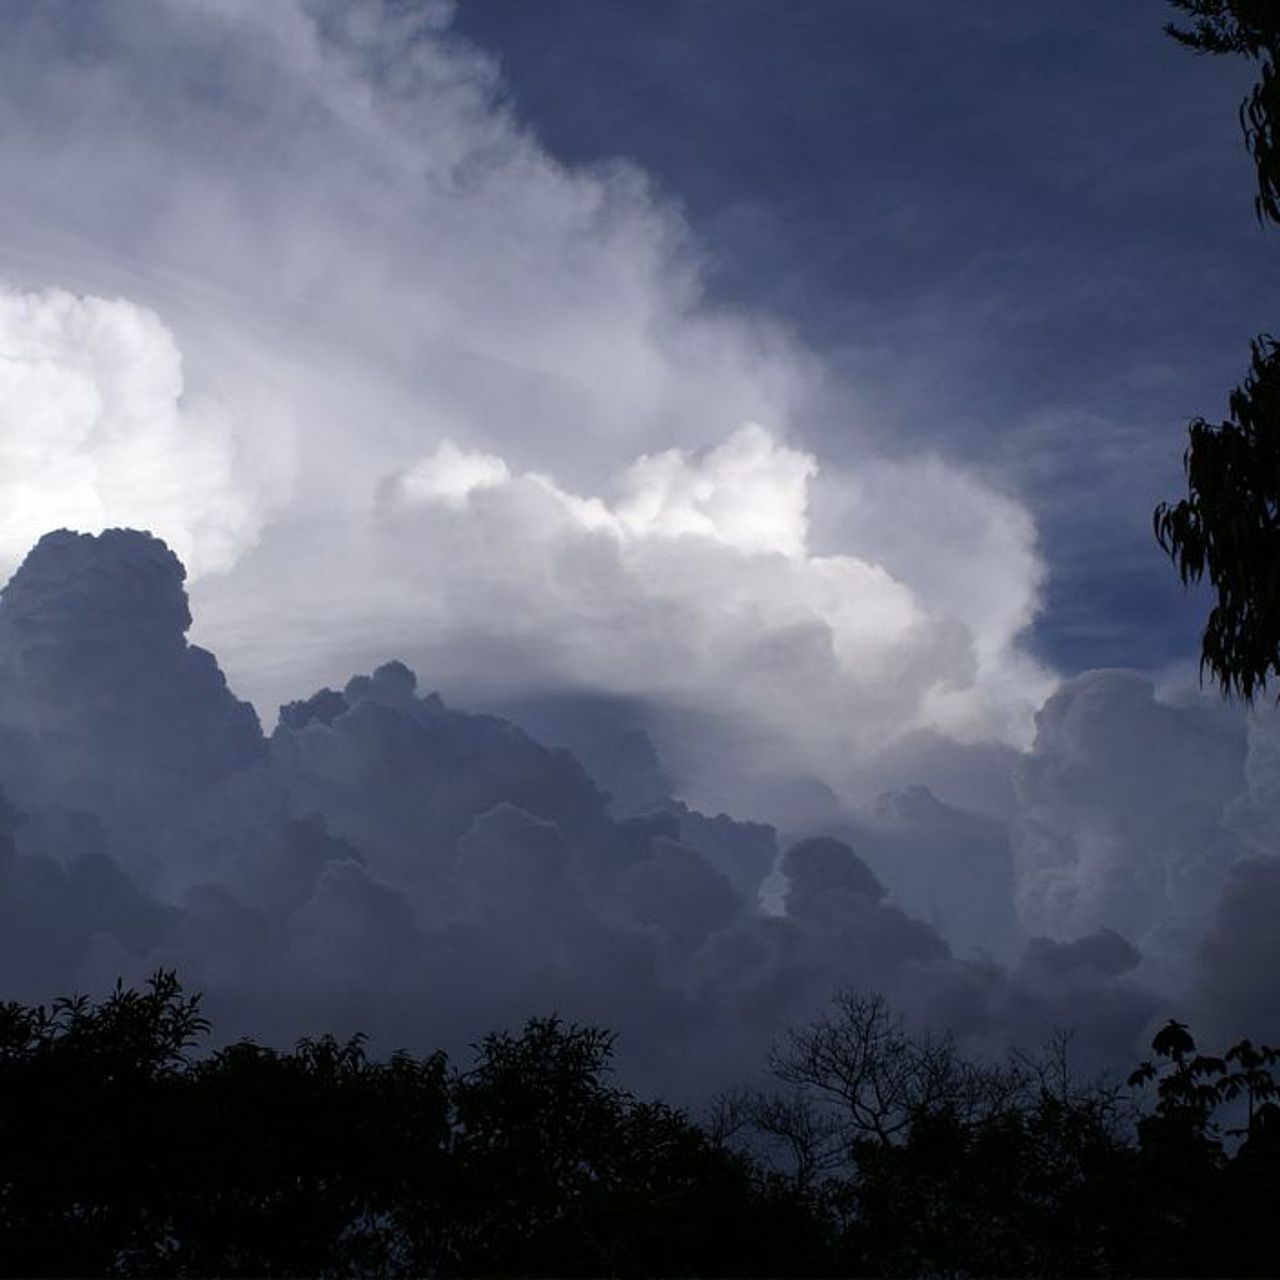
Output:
left=0, top=0, right=1277, bottom=1102
left=0, top=0, right=1053, bottom=820
left=0, top=526, right=1259, bottom=1103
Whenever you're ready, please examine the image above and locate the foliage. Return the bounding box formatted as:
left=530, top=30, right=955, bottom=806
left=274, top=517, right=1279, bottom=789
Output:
left=1155, top=336, right=1280, bottom=699
left=1165, top=2, right=1280, bottom=221
left=6, top=975, right=1280, bottom=1276
left=726, top=989, right=1280, bottom=1278
left=1125, top=1019, right=1280, bottom=1275
left=1156, top=2, right=1280, bottom=698
left=0, top=974, right=805, bottom=1278
left=0, top=973, right=209, bottom=1276
left=734, top=990, right=1138, bottom=1277
left=443, top=1017, right=782, bottom=1276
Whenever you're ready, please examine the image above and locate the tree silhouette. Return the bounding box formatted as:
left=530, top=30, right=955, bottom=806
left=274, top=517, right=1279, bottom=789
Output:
left=0, top=974, right=813, bottom=1278
left=1155, top=2, right=1280, bottom=699
left=162, top=1032, right=453, bottom=1277
left=445, top=1016, right=812, bottom=1277
left=1123, top=1018, right=1280, bottom=1276
left=9, top=973, right=1280, bottom=1276
left=743, top=990, right=1137, bottom=1278
left=766, top=991, right=1029, bottom=1153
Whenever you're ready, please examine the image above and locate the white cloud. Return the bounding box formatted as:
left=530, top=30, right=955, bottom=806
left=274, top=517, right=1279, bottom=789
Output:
left=386, top=440, right=511, bottom=511
left=0, top=0, right=1053, bottom=812
left=225, top=423, right=1051, bottom=811
left=614, top=424, right=816, bottom=557
left=0, top=286, right=256, bottom=575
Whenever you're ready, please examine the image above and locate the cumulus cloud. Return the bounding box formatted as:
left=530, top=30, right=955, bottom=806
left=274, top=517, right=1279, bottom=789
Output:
left=0, top=0, right=1055, bottom=816
left=809, top=455, right=1049, bottom=744
left=0, top=287, right=256, bottom=576
left=4, top=1, right=1273, bottom=1094
left=1191, top=856, right=1280, bottom=1044
left=0, top=530, right=264, bottom=819
left=833, top=784, right=1022, bottom=962
left=0, top=530, right=1164, bottom=1099
left=1011, top=670, right=1249, bottom=987
left=248, top=422, right=1050, bottom=816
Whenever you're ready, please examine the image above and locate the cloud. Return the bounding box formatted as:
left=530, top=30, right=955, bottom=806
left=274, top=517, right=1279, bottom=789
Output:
left=1187, top=708, right=1280, bottom=1042
left=0, top=0, right=1055, bottom=816
left=7, top=0, right=1256, bottom=1089
left=0, top=529, right=1163, bottom=1100
left=244, top=423, right=1050, bottom=816
left=1, top=2, right=1276, bottom=1097
left=0, top=287, right=257, bottom=576
left=834, top=784, right=1022, bottom=962
left=0, top=530, right=264, bottom=825
left=0, top=0, right=807, bottom=501
left=1191, top=856, right=1280, bottom=1044
left=1011, top=670, right=1249, bottom=986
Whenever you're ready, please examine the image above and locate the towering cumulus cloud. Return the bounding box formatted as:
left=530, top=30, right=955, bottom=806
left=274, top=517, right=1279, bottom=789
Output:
left=1011, top=671, right=1249, bottom=986
left=362, top=423, right=1053, bottom=810
left=0, top=289, right=256, bottom=575
left=0, top=0, right=1052, bottom=814
left=0, top=530, right=1164, bottom=1097
left=4, top=1, right=1280, bottom=1100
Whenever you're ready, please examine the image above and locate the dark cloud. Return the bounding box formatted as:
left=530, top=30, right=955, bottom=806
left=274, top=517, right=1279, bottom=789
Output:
left=0, top=529, right=1262, bottom=1103
left=0, top=529, right=264, bottom=791
left=1010, top=669, right=1249, bottom=985
left=829, top=786, right=1021, bottom=962
left=1020, top=928, right=1141, bottom=983
left=0, top=0, right=1274, bottom=1106
left=1191, top=857, right=1280, bottom=1045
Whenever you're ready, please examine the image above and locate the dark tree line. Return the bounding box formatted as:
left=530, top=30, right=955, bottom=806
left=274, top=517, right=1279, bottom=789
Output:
left=0, top=972, right=814, bottom=1278
left=3, top=974, right=1280, bottom=1278
left=724, top=993, right=1280, bottom=1277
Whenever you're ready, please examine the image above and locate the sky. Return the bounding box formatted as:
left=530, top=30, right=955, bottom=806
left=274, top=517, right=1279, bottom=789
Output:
left=0, top=0, right=1275, bottom=1097
left=450, top=0, right=1272, bottom=676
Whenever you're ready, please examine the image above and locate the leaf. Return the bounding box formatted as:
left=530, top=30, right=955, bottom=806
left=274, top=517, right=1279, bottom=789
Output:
left=1128, top=1062, right=1157, bottom=1087
left=1153, top=1020, right=1196, bottom=1060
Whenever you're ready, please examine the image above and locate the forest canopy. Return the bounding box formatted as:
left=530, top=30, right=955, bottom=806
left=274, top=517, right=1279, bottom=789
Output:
left=2, top=973, right=1279, bottom=1279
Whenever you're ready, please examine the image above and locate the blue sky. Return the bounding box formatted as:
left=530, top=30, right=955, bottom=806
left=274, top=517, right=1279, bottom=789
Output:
left=454, top=0, right=1272, bottom=673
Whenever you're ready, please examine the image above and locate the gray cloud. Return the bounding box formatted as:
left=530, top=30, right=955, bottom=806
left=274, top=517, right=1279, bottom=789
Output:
left=1010, top=669, right=1249, bottom=988
left=0, top=529, right=1173, bottom=1102
left=0, top=1, right=1276, bottom=1099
